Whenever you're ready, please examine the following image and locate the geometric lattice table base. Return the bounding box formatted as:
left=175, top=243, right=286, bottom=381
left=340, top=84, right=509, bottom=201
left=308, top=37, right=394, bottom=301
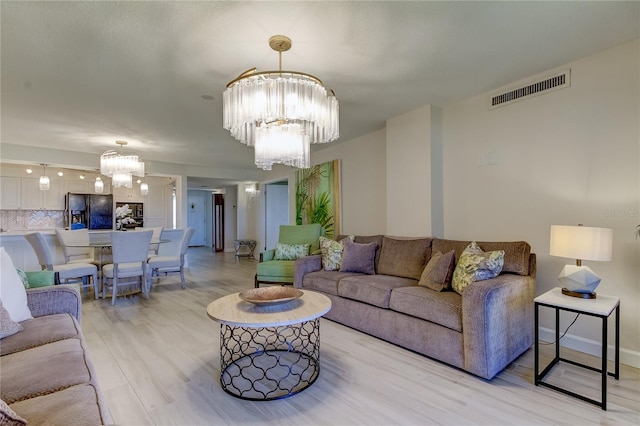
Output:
left=219, top=319, right=321, bottom=400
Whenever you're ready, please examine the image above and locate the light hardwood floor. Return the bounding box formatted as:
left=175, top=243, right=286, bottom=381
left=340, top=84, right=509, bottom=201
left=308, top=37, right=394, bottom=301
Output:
left=81, top=247, right=640, bottom=425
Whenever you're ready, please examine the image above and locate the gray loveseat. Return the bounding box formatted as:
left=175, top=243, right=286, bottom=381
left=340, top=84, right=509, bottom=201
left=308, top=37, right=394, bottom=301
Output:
left=1, top=285, right=112, bottom=425
left=294, top=236, right=536, bottom=380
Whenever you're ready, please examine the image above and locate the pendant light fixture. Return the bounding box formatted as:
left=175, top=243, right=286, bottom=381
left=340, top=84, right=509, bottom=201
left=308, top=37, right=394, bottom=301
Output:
left=140, top=181, right=149, bottom=195
left=94, top=176, right=104, bottom=193
left=39, top=164, right=50, bottom=191
left=99, top=140, right=145, bottom=188
left=223, top=35, right=339, bottom=170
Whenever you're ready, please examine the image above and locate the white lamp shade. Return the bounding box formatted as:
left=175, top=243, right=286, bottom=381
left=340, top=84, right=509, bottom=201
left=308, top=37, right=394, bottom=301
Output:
left=39, top=175, right=50, bottom=191
left=549, top=225, right=613, bottom=262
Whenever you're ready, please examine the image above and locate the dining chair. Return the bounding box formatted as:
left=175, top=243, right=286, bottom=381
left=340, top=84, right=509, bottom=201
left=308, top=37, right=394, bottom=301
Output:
left=135, top=226, right=163, bottom=256
left=146, top=228, right=195, bottom=296
left=55, top=229, right=95, bottom=264
left=25, top=232, right=99, bottom=298
left=102, top=230, right=153, bottom=305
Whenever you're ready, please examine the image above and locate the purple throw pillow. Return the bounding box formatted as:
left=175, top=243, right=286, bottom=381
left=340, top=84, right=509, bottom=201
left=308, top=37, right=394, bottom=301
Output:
left=340, top=238, right=378, bottom=275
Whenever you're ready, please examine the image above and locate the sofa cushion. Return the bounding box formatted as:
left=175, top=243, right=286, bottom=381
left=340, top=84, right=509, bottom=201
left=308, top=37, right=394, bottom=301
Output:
left=1, top=338, right=90, bottom=404
left=452, top=242, right=505, bottom=294
left=256, top=260, right=296, bottom=281
left=418, top=250, right=455, bottom=292
left=0, top=399, right=26, bottom=426
left=1, top=313, right=81, bottom=356
left=338, top=275, right=417, bottom=308
left=432, top=239, right=531, bottom=276
left=389, top=286, right=463, bottom=332
left=340, top=239, right=378, bottom=274
left=0, top=303, right=23, bottom=340
left=9, top=384, right=106, bottom=426
left=377, top=237, right=433, bottom=280
left=274, top=242, right=310, bottom=260
left=0, top=248, right=33, bottom=323
left=301, top=270, right=361, bottom=295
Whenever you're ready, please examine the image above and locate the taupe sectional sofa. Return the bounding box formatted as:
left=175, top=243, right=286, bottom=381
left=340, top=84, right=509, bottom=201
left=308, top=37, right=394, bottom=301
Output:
left=294, top=236, right=536, bottom=380
left=1, top=285, right=112, bottom=425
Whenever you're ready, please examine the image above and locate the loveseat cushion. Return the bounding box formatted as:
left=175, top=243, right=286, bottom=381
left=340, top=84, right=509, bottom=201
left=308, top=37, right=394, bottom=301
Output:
left=9, top=384, right=107, bottom=426
left=302, top=270, right=361, bottom=295
left=389, top=286, right=463, bottom=332
left=377, top=237, right=432, bottom=280
left=432, top=239, right=531, bottom=276
left=338, top=275, right=418, bottom=308
left=0, top=313, right=81, bottom=356
left=1, top=339, right=90, bottom=404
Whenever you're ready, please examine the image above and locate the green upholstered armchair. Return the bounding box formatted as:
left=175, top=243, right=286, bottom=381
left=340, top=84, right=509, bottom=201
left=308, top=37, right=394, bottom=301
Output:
left=255, top=224, right=323, bottom=288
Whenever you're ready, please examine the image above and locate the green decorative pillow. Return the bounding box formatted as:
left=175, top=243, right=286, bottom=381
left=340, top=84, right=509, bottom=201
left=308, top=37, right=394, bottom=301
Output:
left=452, top=242, right=505, bottom=294
left=24, top=271, right=55, bottom=288
left=418, top=250, right=455, bottom=292
left=15, top=268, right=29, bottom=289
left=319, top=235, right=354, bottom=271
left=274, top=242, right=311, bottom=260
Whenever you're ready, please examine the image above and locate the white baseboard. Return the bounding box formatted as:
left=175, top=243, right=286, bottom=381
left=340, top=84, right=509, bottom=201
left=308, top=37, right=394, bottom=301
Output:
left=538, top=327, right=639, bottom=369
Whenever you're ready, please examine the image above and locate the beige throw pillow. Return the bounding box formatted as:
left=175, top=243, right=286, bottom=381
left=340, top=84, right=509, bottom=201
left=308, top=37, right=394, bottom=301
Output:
left=418, top=250, right=455, bottom=292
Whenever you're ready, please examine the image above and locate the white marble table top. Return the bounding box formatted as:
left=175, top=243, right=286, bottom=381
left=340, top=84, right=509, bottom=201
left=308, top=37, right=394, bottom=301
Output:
left=534, top=287, right=619, bottom=316
left=206, top=290, right=332, bottom=328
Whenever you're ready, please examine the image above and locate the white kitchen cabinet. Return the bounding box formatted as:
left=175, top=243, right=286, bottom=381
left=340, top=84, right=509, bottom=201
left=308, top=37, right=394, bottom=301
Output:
left=112, top=184, right=144, bottom=202
left=21, top=178, right=65, bottom=210
left=0, top=177, right=22, bottom=209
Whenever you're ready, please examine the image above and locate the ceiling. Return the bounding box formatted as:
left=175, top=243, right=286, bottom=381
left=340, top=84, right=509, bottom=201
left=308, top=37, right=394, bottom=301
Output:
left=2, top=1, right=639, bottom=189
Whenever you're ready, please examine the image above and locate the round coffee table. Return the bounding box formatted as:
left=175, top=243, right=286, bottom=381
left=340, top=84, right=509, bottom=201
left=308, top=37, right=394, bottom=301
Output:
left=206, top=289, right=331, bottom=400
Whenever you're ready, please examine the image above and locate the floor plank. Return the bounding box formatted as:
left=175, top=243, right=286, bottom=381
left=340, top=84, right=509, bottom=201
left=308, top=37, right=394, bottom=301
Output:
left=81, top=247, right=640, bottom=425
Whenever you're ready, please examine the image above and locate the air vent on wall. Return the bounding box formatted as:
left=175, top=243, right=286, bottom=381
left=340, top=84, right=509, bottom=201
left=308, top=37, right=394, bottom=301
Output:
left=489, top=69, right=571, bottom=110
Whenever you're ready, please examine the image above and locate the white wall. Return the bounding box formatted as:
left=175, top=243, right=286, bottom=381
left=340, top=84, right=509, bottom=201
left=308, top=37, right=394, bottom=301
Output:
left=443, top=40, right=639, bottom=366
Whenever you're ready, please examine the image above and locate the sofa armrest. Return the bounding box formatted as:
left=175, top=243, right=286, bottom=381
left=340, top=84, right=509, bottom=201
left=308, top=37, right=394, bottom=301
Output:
left=26, top=284, right=82, bottom=322
left=293, top=255, right=322, bottom=289
left=260, top=249, right=275, bottom=262
left=461, top=273, right=535, bottom=379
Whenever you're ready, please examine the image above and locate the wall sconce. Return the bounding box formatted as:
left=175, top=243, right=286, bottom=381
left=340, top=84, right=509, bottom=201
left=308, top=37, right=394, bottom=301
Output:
left=245, top=183, right=258, bottom=201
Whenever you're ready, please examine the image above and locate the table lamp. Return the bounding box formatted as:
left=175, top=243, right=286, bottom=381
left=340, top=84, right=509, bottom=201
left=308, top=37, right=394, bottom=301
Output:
left=549, top=224, right=613, bottom=299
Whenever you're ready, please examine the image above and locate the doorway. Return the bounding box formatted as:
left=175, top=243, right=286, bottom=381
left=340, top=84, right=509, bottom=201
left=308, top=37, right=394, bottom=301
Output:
left=263, top=181, right=289, bottom=250
left=213, top=193, right=224, bottom=252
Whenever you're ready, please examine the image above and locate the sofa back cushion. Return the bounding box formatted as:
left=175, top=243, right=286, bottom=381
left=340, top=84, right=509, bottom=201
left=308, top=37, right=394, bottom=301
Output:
left=377, top=237, right=433, bottom=280
left=432, top=239, right=531, bottom=276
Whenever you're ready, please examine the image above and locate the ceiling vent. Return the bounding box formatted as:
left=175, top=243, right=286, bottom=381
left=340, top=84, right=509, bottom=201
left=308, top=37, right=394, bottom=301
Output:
left=489, top=69, right=571, bottom=110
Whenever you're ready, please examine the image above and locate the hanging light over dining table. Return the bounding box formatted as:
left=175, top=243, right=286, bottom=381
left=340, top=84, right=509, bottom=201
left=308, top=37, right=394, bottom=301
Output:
left=99, top=140, right=145, bottom=188
left=223, top=35, right=339, bottom=170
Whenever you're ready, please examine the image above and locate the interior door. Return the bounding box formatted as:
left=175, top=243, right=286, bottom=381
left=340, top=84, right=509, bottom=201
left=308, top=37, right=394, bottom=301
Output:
left=213, top=193, right=224, bottom=252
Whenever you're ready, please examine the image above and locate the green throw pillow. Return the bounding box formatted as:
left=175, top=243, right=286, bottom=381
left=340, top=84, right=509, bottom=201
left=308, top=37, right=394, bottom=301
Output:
left=15, top=268, right=30, bottom=289
left=452, top=242, right=505, bottom=294
left=274, top=242, right=311, bottom=260
left=24, top=271, right=56, bottom=288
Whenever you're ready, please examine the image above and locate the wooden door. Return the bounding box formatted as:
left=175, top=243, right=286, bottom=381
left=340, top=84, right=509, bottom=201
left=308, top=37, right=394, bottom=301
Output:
left=213, top=193, right=224, bottom=252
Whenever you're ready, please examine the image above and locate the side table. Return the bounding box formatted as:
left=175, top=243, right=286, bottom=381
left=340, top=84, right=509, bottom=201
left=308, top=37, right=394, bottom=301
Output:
left=233, top=239, right=257, bottom=259
left=534, top=287, right=620, bottom=410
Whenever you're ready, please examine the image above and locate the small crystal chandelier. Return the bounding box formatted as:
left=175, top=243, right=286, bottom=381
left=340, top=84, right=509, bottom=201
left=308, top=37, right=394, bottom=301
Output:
left=100, top=141, right=144, bottom=188
left=94, top=177, right=104, bottom=193
left=223, top=35, right=339, bottom=170
left=39, top=164, right=50, bottom=191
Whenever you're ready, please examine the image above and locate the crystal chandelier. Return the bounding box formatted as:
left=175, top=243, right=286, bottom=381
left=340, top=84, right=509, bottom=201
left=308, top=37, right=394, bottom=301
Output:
left=100, top=141, right=144, bottom=188
left=39, top=164, right=50, bottom=191
left=223, top=35, right=339, bottom=170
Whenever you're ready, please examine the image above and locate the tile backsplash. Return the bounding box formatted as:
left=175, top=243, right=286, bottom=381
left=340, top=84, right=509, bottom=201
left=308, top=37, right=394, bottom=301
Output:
left=0, top=210, right=64, bottom=232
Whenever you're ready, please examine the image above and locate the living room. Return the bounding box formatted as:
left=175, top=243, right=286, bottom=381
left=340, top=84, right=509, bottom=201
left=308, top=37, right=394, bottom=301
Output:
left=1, top=2, right=639, bottom=425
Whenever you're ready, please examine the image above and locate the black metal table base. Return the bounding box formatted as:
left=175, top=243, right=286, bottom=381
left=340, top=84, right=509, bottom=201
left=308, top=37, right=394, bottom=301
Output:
left=534, top=302, right=620, bottom=410
left=219, top=319, right=321, bottom=400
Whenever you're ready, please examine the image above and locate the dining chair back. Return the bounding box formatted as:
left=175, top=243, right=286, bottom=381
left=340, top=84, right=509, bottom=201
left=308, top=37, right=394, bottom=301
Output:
left=25, top=232, right=98, bottom=298
left=102, top=230, right=153, bottom=305
left=55, top=229, right=95, bottom=264
left=147, top=228, right=194, bottom=294
left=135, top=226, right=164, bottom=256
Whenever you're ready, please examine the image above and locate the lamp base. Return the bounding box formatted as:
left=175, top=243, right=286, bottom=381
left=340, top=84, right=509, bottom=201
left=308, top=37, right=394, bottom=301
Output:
left=561, top=287, right=596, bottom=299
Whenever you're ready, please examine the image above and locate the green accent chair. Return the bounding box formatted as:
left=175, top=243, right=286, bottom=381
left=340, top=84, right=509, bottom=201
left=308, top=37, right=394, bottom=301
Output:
left=255, top=224, right=323, bottom=288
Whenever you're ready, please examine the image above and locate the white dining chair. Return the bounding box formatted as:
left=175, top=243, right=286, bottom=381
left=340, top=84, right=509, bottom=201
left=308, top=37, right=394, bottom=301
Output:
left=146, top=228, right=195, bottom=296
left=55, top=229, right=96, bottom=264
left=135, top=226, right=164, bottom=257
left=102, top=230, right=152, bottom=305
left=25, top=232, right=99, bottom=298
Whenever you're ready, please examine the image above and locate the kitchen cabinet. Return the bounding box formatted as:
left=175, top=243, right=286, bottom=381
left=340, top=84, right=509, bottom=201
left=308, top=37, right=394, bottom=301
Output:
left=21, top=178, right=65, bottom=210
left=112, top=184, right=144, bottom=202
left=66, top=180, right=111, bottom=195
left=0, top=177, right=22, bottom=209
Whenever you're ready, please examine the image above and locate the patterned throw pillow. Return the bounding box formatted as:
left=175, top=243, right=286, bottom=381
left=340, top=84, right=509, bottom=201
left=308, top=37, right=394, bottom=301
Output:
left=0, top=302, right=24, bottom=340
left=319, top=235, right=354, bottom=271
left=15, top=268, right=29, bottom=289
left=274, top=242, right=311, bottom=260
left=418, top=250, right=455, bottom=292
left=0, top=398, right=27, bottom=426
left=452, top=242, right=505, bottom=294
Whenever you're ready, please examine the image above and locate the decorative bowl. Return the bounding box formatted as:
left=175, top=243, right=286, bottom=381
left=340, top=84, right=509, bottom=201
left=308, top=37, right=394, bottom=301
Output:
left=239, top=287, right=303, bottom=305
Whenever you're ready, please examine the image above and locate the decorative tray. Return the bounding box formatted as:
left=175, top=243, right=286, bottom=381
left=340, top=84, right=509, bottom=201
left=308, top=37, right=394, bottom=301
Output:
left=239, top=287, right=303, bottom=305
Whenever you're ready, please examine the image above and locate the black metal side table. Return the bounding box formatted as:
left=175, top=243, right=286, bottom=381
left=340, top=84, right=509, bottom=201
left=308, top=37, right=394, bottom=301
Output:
left=233, top=239, right=257, bottom=259
left=534, top=287, right=620, bottom=410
